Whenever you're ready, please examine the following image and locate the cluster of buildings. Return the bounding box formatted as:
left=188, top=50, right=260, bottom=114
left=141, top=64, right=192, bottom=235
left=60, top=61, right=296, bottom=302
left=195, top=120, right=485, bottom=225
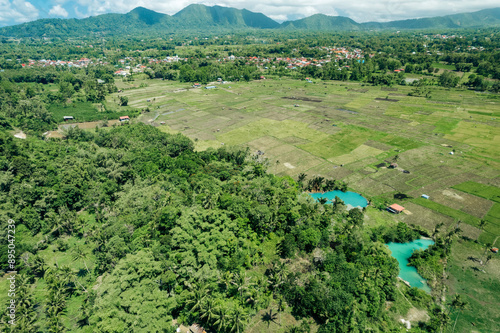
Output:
left=20, top=57, right=93, bottom=68
left=17, top=45, right=369, bottom=74
left=426, top=34, right=462, bottom=39
left=219, top=46, right=368, bottom=70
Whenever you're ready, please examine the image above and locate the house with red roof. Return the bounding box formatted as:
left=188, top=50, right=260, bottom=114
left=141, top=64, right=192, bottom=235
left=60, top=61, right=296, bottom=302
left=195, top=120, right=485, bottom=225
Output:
left=387, top=204, right=405, bottom=214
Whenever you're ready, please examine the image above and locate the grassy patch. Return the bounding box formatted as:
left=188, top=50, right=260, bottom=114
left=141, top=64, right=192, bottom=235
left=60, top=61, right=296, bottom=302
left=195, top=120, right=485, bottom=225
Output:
left=217, top=119, right=329, bottom=146
left=412, top=197, right=480, bottom=227
left=445, top=240, right=500, bottom=333
left=378, top=134, right=425, bottom=151
left=299, top=125, right=386, bottom=159
left=468, top=110, right=500, bottom=118
left=328, top=144, right=384, bottom=165
left=445, top=122, right=500, bottom=159
left=49, top=102, right=125, bottom=123
left=486, top=203, right=500, bottom=220
left=453, top=181, right=500, bottom=203
left=433, top=118, right=460, bottom=134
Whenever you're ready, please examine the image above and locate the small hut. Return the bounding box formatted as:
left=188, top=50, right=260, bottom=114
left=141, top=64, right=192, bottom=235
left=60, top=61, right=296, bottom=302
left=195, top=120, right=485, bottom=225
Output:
left=387, top=204, right=405, bottom=214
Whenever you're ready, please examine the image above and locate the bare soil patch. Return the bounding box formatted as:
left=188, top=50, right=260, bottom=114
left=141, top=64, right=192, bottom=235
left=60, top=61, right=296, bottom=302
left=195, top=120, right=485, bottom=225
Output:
left=282, top=96, right=322, bottom=103
left=375, top=97, right=399, bottom=102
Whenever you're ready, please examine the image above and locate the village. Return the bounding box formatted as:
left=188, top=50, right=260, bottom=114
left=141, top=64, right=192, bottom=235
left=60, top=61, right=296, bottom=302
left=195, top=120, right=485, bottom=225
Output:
left=14, top=45, right=370, bottom=76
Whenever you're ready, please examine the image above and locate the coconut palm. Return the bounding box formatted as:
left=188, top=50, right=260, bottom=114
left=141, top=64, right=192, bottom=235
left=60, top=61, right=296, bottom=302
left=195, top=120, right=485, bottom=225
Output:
left=200, top=298, right=217, bottom=325
left=262, top=309, right=279, bottom=328
left=213, top=305, right=229, bottom=332
left=449, top=294, right=468, bottom=333
left=186, top=282, right=208, bottom=313
left=229, top=305, right=248, bottom=333
left=432, top=222, right=444, bottom=240
left=297, top=173, right=307, bottom=183
left=231, top=272, right=254, bottom=299
left=72, top=245, right=91, bottom=275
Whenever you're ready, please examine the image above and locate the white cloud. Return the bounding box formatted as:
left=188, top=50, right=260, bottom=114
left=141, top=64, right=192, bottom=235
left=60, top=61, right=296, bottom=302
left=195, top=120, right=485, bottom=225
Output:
left=2, top=0, right=500, bottom=26
left=96, top=0, right=498, bottom=22
left=0, top=0, right=38, bottom=23
left=49, top=4, right=69, bottom=17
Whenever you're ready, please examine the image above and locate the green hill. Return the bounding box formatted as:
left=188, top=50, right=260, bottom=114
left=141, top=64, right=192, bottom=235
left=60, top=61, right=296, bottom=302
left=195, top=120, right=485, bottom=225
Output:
left=363, top=7, right=500, bottom=29
left=0, top=5, right=499, bottom=37
left=173, top=4, right=279, bottom=29
left=281, top=14, right=361, bottom=30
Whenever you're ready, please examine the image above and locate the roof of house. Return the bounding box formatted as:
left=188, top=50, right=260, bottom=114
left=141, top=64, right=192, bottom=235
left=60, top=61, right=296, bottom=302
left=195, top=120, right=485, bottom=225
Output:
left=189, top=324, right=206, bottom=333
left=389, top=203, right=405, bottom=212
left=119, top=116, right=130, bottom=120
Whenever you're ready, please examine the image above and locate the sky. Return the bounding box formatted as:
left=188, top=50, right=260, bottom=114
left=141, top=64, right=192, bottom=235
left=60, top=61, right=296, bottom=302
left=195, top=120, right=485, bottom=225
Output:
left=0, top=0, right=498, bottom=27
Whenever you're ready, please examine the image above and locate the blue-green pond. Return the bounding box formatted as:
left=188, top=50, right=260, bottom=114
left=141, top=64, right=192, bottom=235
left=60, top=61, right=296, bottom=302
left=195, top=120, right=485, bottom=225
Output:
left=386, top=239, right=434, bottom=293
left=309, top=190, right=368, bottom=208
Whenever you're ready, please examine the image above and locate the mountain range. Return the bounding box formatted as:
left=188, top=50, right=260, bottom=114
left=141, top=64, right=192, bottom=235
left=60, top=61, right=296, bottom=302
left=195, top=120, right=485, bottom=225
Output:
left=1, top=5, right=500, bottom=37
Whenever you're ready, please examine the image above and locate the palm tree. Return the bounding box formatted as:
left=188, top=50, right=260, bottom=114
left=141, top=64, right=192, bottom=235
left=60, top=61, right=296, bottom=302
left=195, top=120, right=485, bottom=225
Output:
left=432, top=308, right=450, bottom=333
left=186, top=282, right=208, bottom=313
left=482, top=242, right=493, bottom=264
left=479, top=219, right=487, bottom=231
left=60, top=265, right=88, bottom=294
left=277, top=296, right=286, bottom=326
left=220, top=271, right=234, bottom=292
left=262, top=309, right=279, bottom=327
left=229, top=305, right=248, bottom=333
left=72, top=246, right=91, bottom=275
left=318, top=197, right=328, bottom=205
left=449, top=294, right=468, bottom=333
left=213, top=305, right=229, bottom=332
left=432, top=222, right=444, bottom=240
left=485, top=253, right=493, bottom=266
left=297, top=173, right=307, bottom=183
left=200, top=298, right=217, bottom=326
left=31, top=255, right=47, bottom=277
left=232, top=272, right=253, bottom=299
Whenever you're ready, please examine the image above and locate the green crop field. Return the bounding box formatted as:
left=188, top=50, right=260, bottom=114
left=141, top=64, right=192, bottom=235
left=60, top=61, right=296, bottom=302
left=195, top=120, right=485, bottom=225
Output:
left=453, top=181, right=500, bottom=203
left=48, top=101, right=126, bottom=123
left=103, top=77, right=500, bottom=246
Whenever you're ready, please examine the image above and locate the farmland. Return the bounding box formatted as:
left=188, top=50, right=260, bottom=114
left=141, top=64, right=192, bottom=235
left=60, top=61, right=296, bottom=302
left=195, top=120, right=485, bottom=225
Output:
left=107, top=75, right=500, bottom=246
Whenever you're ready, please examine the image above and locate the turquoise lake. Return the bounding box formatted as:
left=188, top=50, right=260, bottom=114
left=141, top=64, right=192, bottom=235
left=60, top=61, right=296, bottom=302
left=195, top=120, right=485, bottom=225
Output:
left=386, top=239, right=435, bottom=293
left=309, top=190, right=368, bottom=208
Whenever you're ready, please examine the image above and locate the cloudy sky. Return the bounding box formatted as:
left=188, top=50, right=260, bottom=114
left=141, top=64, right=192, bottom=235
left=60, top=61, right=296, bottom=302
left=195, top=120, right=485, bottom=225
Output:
left=0, top=0, right=498, bottom=27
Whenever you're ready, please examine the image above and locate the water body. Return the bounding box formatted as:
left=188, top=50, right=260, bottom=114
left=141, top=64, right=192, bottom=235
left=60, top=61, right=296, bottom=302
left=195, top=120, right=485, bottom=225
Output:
left=386, top=239, right=435, bottom=293
left=309, top=190, right=368, bottom=208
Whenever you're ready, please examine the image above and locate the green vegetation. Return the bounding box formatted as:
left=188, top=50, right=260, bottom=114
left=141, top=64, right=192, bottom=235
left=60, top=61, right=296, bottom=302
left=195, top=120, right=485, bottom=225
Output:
left=0, top=27, right=499, bottom=333
left=453, top=181, right=500, bottom=203
left=48, top=102, right=127, bottom=123
left=2, top=5, right=500, bottom=38
left=0, top=123, right=407, bottom=332
left=412, top=198, right=480, bottom=227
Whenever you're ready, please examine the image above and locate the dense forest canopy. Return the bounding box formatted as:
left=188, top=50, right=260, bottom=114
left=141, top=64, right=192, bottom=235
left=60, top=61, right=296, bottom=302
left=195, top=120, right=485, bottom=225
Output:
left=0, top=123, right=440, bottom=332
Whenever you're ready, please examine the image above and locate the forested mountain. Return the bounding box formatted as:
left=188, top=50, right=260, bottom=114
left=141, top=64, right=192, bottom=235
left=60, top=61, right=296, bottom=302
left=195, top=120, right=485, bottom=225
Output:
left=173, top=4, right=280, bottom=29
left=364, top=7, right=500, bottom=30
left=280, top=14, right=361, bottom=31
left=0, top=5, right=500, bottom=37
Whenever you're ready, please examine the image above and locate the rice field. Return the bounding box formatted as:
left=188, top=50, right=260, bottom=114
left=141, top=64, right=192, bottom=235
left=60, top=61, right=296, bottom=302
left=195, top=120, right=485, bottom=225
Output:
left=103, top=76, right=500, bottom=243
